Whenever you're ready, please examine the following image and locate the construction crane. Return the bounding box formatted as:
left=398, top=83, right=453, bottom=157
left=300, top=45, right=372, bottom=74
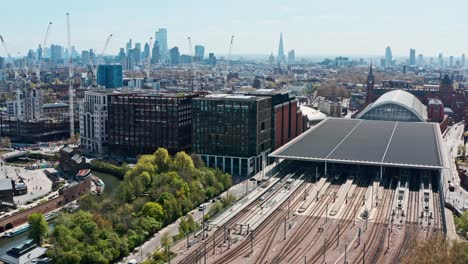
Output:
left=187, top=37, right=194, bottom=92
left=37, top=22, right=52, bottom=82
left=89, top=34, right=113, bottom=86
left=145, top=37, right=153, bottom=79
left=224, top=35, right=235, bottom=89
left=66, top=13, right=74, bottom=140
left=0, top=35, right=19, bottom=81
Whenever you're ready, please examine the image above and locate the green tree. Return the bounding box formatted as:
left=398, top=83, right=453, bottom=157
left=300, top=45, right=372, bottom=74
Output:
left=454, top=210, right=468, bottom=235
left=141, top=202, right=165, bottom=221
left=153, top=148, right=172, bottom=172
left=28, top=213, right=48, bottom=244
left=173, top=151, right=195, bottom=171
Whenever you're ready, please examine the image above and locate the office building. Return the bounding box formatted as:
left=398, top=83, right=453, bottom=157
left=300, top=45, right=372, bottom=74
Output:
left=81, top=50, right=90, bottom=65
left=155, top=28, right=168, bottom=60
left=143, top=43, right=150, bottom=61
left=97, top=64, right=123, bottom=88
left=287, top=49, right=295, bottom=64
left=417, top=54, right=424, bottom=66
left=409, top=49, right=416, bottom=66
left=277, top=33, right=285, bottom=64
left=462, top=54, right=466, bottom=68
left=126, top=39, right=132, bottom=55
left=0, top=57, right=4, bottom=69
left=37, top=45, right=43, bottom=61
left=79, top=90, right=111, bottom=154
left=134, top=43, right=141, bottom=63
left=208, top=53, right=216, bottom=66
left=50, top=44, right=63, bottom=61
left=192, top=94, right=271, bottom=178
left=169, top=47, right=180, bottom=65
left=438, top=53, right=444, bottom=68
left=194, top=45, right=205, bottom=61
left=319, top=99, right=342, bottom=118
left=385, top=46, right=393, bottom=67
left=151, top=41, right=160, bottom=64
left=449, top=56, right=454, bottom=67
left=108, top=92, right=197, bottom=157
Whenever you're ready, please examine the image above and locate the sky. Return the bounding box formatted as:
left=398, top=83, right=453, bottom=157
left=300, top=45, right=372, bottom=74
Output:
left=2, top=0, right=468, bottom=58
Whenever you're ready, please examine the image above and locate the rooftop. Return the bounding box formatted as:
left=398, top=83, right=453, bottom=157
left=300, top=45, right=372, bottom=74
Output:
left=270, top=118, right=443, bottom=169
left=0, top=179, right=13, bottom=191
left=196, top=94, right=265, bottom=102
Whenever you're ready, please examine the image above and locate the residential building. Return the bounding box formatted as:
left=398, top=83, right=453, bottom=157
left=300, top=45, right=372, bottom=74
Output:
left=108, top=92, right=197, bottom=157
left=192, top=94, right=271, bottom=179
left=318, top=99, right=342, bottom=117
left=6, top=88, right=44, bottom=121
left=79, top=90, right=111, bottom=154
left=97, top=64, right=123, bottom=88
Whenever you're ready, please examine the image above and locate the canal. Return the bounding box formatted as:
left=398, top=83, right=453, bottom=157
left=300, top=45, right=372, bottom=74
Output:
left=91, top=171, right=122, bottom=197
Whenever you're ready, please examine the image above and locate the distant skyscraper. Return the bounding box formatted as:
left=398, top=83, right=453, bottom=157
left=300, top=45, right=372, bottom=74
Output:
left=0, top=57, right=5, bottom=69
left=194, top=45, right=205, bottom=61
left=208, top=53, right=216, bottom=66
left=81, top=50, right=90, bottom=65
left=143, top=43, right=150, bottom=61
left=417, top=54, right=424, bottom=66
left=462, top=54, right=466, bottom=68
left=409, top=49, right=416, bottom=66
left=126, top=39, right=132, bottom=55
left=269, top=53, right=275, bottom=66
left=37, top=45, right=43, bottom=61
left=277, top=33, right=285, bottom=64
left=449, top=56, right=454, bottom=67
left=169, top=47, right=180, bottom=65
left=438, top=53, right=444, bottom=68
left=97, top=64, right=123, bottom=88
left=155, top=28, right=168, bottom=61
left=151, top=41, right=160, bottom=64
left=50, top=44, right=63, bottom=61
left=287, top=49, right=295, bottom=64
left=385, top=46, right=393, bottom=67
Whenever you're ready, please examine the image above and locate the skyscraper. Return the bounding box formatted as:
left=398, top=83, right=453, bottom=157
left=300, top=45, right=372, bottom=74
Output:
left=37, top=45, right=43, bottom=61
left=155, top=28, right=168, bottom=61
left=0, top=57, right=5, bottom=69
left=143, top=43, right=150, bottom=61
left=287, top=49, right=295, bottom=64
left=50, top=44, right=63, bottom=61
left=438, top=53, right=444, bottom=68
left=277, top=33, right=285, bottom=64
left=126, top=39, right=132, bottom=55
left=417, top=54, right=424, bottom=66
left=385, top=46, right=393, bottom=67
left=169, top=47, right=180, bottom=65
left=97, top=64, right=123, bottom=88
left=151, top=41, right=160, bottom=64
left=409, top=49, right=416, bottom=66
left=194, top=45, right=205, bottom=61
left=462, top=54, right=466, bottom=68
left=81, top=50, right=90, bottom=65
left=449, top=56, right=454, bottom=67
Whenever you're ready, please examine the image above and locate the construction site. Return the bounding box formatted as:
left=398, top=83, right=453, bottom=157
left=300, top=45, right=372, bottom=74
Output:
left=172, top=118, right=447, bottom=264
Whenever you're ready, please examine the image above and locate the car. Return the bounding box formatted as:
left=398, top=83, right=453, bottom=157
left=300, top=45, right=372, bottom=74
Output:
left=128, top=259, right=138, bottom=264
left=198, top=204, right=206, bottom=211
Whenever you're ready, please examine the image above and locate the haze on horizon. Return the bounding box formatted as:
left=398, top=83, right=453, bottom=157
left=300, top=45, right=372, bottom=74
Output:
left=1, top=0, right=468, bottom=58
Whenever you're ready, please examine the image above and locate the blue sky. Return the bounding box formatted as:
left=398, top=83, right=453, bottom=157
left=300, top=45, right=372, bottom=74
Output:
left=1, top=0, right=468, bottom=57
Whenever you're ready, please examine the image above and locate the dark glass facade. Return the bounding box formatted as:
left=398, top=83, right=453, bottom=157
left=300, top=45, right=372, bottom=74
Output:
left=192, top=95, right=271, bottom=178
left=108, top=93, right=197, bottom=157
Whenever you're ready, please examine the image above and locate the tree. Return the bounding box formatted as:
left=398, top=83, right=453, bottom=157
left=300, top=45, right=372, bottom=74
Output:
left=160, top=232, right=172, bottom=261
left=153, top=148, right=172, bottom=172
left=173, top=151, right=195, bottom=171
left=0, top=137, right=11, bottom=148
left=402, top=236, right=468, bottom=264
left=141, top=202, right=165, bottom=221
left=28, top=213, right=48, bottom=244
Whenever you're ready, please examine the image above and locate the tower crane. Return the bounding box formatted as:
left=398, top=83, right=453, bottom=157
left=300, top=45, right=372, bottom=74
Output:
left=145, top=37, right=152, bottom=78
left=0, top=35, right=19, bottom=82
left=37, top=22, right=52, bottom=83
left=224, top=35, right=234, bottom=89
left=89, top=34, right=113, bottom=86
left=66, top=12, right=74, bottom=140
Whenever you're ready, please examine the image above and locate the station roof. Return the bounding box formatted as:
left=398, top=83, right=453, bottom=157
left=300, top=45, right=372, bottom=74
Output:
left=270, top=118, right=443, bottom=169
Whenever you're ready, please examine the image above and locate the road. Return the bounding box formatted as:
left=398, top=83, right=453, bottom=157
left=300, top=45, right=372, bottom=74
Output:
left=119, top=178, right=257, bottom=263
left=442, top=122, right=468, bottom=211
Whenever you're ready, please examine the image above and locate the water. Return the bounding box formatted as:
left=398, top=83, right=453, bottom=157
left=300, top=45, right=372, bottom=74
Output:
left=0, top=223, right=54, bottom=255
left=91, top=171, right=122, bottom=197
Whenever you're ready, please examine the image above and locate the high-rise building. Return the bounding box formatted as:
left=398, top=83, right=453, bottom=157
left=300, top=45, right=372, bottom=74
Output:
left=194, top=45, right=205, bottom=61
left=385, top=46, right=393, bottom=67
left=50, top=44, right=63, bottom=61
left=277, top=33, right=285, bottom=64
left=287, top=49, right=295, bottom=64
left=97, top=64, right=123, bottom=88
left=143, top=43, right=150, bottom=61
left=155, top=28, right=168, bottom=61
left=417, top=54, right=424, bottom=66
left=81, top=50, right=90, bottom=65
left=208, top=53, right=216, bottom=66
left=126, top=39, right=132, bottom=55
left=438, top=53, right=444, bottom=68
left=0, top=57, right=4, bottom=69
left=409, top=49, right=416, bottom=66
left=169, top=47, right=180, bottom=65
left=37, top=45, right=43, bottom=61
left=192, top=94, right=272, bottom=178
left=449, top=56, right=454, bottom=67
left=151, top=41, right=160, bottom=64
left=79, top=90, right=111, bottom=154
left=108, top=92, right=197, bottom=156
left=462, top=54, right=466, bottom=68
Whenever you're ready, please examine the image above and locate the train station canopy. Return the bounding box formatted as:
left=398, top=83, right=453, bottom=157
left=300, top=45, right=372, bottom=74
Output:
left=270, top=118, right=444, bottom=170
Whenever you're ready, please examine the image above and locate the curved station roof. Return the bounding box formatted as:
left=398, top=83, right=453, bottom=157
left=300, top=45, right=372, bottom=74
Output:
left=270, top=118, right=443, bottom=169
left=356, top=90, right=427, bottom=122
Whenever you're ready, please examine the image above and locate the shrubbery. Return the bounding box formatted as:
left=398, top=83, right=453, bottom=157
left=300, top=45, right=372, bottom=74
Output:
left=90, top=160, right=129, bottom=179
left=49, top=148, right=232, bottom=263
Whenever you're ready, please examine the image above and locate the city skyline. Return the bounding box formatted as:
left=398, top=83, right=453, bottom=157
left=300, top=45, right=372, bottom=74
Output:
left=2, top=0, right=468, bottom=57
